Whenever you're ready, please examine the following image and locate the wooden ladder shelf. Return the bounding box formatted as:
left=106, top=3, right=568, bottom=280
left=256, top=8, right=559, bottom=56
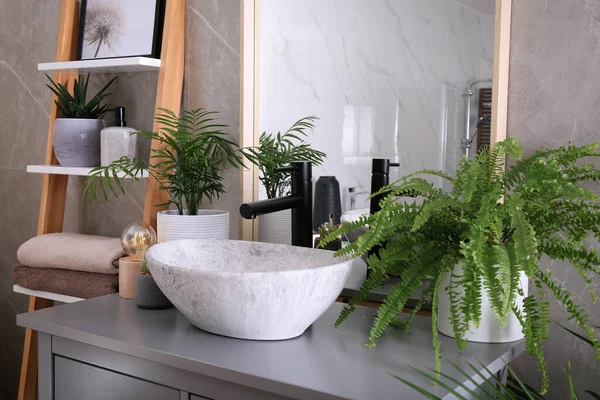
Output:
left=17, top=1, right=185, bottom=399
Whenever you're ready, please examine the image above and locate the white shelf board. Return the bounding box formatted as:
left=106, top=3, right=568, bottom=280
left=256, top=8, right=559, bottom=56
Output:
left=13, top=285, right=84, bottom=304
left=27, top=165, right=148, bottom=178
left=38, top=57, right=161, bottom=73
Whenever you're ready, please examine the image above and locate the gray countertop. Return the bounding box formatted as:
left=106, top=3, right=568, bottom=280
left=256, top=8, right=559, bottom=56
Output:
left=18, top=295, right=523, bottom=400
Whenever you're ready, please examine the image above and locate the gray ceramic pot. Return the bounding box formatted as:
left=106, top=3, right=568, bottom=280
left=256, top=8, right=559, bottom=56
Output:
left=53, top=118, right=105, bottom=167
left=135, top=273, right=172, bottom=309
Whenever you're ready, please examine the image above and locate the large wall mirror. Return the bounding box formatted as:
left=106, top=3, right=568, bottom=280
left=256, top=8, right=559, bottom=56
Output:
left=240, top=0, right=512, bottom=240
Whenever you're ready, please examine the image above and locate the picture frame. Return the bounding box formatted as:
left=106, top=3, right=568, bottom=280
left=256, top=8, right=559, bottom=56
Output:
left=76, top=0, right=165, bottom=60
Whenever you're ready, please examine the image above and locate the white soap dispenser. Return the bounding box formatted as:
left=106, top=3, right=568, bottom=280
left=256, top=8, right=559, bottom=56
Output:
left=100, top=106, right=138, bottom=166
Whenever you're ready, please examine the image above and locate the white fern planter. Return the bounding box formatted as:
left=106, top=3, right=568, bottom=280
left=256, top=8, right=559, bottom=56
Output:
left=258, top=209, right=292, bottom=245
left=437, top=265, right=528, bottom=343
left=157, top=210, right=229, bottom=243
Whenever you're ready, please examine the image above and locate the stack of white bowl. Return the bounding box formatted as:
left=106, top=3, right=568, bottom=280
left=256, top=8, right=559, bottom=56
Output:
left=157, top=210, right=229, bottom=243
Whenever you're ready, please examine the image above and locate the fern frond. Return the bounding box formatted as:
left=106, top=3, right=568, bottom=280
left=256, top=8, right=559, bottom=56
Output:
left=540, top=236, right=599, bottom=302
left=512, top=296, right=550, bottom=394
left=535, top=270, right=600, bottom=363
left=480, top=244, right=512, bottom=325
left=446, top=269, right=468, bottom=350
left=335, top=262, right=389, bottom=328
left=320, top=213, right=372, bottom=252
left=458, top=191, right=500, bottom=327
left=366, top=271, right=424, bottom=348
left=334, top=202, right=418, bottom=259
left=508, top=196, right=539, bottom=277
left=431, top=271, right=446, bottom=376
left=457, top=252, right=483, bottom=328
left=391, top=280, right=433, bottom=332
left=550, top=142, right=600, bottom=166
left=411, top=195, right=453, bottom=232
left=487, top=136, right=523, bottom=181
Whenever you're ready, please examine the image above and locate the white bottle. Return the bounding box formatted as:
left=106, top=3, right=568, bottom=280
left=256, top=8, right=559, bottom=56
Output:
left=100, top=106, right=137, bottom=166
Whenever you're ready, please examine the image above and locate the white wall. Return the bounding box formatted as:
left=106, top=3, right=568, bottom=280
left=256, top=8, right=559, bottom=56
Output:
left=260, top=0, right=494, bottom=209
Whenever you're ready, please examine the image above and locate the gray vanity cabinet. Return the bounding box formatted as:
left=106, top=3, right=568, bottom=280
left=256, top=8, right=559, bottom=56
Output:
left=53, top=356, right=180, bottom=400
left=39, top=334, right=284, bottom=400
left=19, top=295, right=524, bottom=400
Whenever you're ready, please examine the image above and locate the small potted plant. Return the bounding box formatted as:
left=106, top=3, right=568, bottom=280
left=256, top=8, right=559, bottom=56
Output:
left=244, top=116, right=326, bottom=244
left=136, top=257, right=171, bottom=309
left=46, top=73, right=117, bottom=167
left=321, top=138, right=600, bottom=394
left=85, top=108, right=245, bottom=242
left=314, top=218, right=343, bottom=251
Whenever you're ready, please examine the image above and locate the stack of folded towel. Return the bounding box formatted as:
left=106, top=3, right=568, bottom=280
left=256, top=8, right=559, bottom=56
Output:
left=13, top=233, right=125, bottom=299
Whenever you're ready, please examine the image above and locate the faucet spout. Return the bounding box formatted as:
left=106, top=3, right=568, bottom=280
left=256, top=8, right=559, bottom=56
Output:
left=240, top=195, right=303, bottom=219
left=240, top=161, right=313, bottom=248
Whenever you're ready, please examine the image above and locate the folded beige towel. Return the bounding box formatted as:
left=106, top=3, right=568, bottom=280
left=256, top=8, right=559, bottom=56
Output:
left=13, top=265, right=118, bottom=299
left=17, top=233, right=125, bottom=275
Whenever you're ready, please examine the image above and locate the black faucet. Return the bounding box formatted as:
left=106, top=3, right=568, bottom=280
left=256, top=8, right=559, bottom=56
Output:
left=369, top=158, right=400, bottom=215
left=240, top=161, right=313, bottom=248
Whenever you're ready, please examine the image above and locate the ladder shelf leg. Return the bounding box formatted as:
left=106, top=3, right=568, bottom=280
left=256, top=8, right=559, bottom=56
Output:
left=18, top=0, right=79, bottom=399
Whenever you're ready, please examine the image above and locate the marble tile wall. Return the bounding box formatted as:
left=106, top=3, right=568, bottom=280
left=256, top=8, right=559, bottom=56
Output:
left=0, top=0, right=240, bottom=397
left=259, top=0, right=494, bottom=209
left=508, top=1, right=600, bottom=397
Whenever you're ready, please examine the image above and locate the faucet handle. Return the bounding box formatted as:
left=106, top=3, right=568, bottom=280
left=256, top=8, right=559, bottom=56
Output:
left=274, top=165, right=297, bottom=173
left=275, top=161, right=312, bottom=181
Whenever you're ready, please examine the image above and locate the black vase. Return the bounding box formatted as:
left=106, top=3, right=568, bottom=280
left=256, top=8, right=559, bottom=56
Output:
left=313, top=176, right=342, bottom=230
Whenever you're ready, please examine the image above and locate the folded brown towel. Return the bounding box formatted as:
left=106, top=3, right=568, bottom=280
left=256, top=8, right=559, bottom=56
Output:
left=13, top=265, right=118, bottom=299
left=17, top=233, right=125, bottom=274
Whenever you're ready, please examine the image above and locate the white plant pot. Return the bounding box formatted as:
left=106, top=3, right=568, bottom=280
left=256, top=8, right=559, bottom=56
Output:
left=437, top=265, right=528, bottom=343
left=258, top=209, right=292, bottom=245
left=157, top=210, right=229, bottom=243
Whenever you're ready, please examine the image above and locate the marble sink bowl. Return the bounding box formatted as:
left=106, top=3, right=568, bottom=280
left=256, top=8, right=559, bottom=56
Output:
left=145, top=239, right=355, bottom=340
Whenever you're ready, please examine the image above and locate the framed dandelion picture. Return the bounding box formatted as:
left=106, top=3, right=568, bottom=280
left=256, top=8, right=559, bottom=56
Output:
left=77, top=0, right=165, bottom=60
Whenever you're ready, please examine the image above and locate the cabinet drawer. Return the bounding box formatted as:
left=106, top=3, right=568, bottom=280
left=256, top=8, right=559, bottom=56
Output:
left=54, top=356, right=179, bottom=400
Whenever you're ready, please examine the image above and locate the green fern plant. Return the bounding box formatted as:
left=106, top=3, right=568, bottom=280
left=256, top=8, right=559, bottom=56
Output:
left=244, top=116, right=326, bottom=199
left=321, top=138, right=600, bottom=394
left=84, top=108, right=244, bottom=215
left=46, top=73, right=116, bottom=119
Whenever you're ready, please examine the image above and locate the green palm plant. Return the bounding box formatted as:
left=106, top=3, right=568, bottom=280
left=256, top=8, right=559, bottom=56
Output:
left=244, top=116, right=326, bottom=199
left=46, top=73, right=116, bottom=119
left=84, top=108, right=244, bottom=215
left=320, top=137, right=600, bottom=394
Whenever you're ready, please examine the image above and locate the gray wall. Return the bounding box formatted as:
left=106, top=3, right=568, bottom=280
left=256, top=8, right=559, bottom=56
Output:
left=0, top=1, right=240, bottom=398
left=1, top=0, right=599, bottom=399
left=508, top=0, right=600, bottom=398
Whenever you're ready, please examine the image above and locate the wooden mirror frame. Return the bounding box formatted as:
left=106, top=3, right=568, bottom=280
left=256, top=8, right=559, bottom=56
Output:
left=239, top=0, right=513, bottom=240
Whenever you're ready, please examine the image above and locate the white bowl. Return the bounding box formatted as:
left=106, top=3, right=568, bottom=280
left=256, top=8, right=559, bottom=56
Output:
left=146, top=239, right=355, bottom=340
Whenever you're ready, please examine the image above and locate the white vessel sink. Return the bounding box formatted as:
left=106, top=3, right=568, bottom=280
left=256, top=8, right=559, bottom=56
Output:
left=146, top=239, right=356, bottom=340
